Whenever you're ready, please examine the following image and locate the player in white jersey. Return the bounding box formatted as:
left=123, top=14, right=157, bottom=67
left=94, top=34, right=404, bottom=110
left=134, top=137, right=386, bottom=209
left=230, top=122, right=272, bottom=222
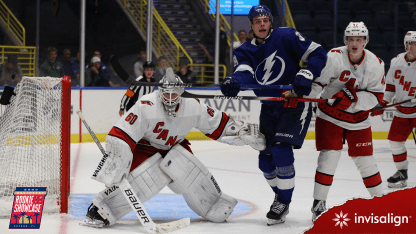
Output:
left=371, top=31, right=416, bottom=188
left=80, top=68, right=266, bottom=228
left=305, top=22, right=386, bottom=221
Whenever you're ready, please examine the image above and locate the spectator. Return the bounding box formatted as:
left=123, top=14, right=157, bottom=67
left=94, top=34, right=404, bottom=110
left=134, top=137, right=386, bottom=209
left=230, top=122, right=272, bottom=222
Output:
left=61, top=48, right=74, bottom=78
left=0, top=54, right=23, bottom=87
left=154, top=56, right=171, bottom=82
left=175, top=57, right=196, bottom=84
left=233, top=30, right=247, bottom=49
left=85, top=56, right=110, bottom=87
left=40, top=46, right=64, bottom=77
left=70, top=50, right=87, bottom=86
left=133, top=48, right=146, bottom=78
left=86, top=49, right=111, bottom=75
left=198, top=20, right=228, bottom=65
left=88, top=49, right=120, bottom=87
left=247, top=29, right=254, bottom=41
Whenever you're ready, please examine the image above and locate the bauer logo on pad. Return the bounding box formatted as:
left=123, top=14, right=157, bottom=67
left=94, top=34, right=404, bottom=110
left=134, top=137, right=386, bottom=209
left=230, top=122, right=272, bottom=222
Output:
left=9, top=187, right=47, bottom=229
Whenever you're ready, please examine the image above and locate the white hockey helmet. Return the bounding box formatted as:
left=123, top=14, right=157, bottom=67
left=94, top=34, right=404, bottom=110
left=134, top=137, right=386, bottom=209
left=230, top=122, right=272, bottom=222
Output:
left=344, top=22, right=369, bottom=47
left=158, top=68, right=184, bottom=117
left=404, top=31, right=416, bottom=52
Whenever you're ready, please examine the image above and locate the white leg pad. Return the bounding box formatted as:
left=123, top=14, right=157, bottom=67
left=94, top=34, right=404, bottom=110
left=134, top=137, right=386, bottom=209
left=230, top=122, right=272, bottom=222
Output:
left=92, top=153, right=171, bottom=225
left=160, top=144, right=238, bottom=222
left=313, top=150, right=341, bottom=201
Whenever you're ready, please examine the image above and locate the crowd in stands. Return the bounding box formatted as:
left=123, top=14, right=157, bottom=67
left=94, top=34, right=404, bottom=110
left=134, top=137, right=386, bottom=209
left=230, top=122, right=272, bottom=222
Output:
left=0, top=24, right=251, bottom=88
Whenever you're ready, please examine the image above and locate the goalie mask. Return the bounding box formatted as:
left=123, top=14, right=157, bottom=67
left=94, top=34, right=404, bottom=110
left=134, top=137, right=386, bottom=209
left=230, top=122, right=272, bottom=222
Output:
left=404, top=31, right=416, bottom=52
left=158, top=68, right=184, bottom=117
left=344, top=22, right=369, bottom=48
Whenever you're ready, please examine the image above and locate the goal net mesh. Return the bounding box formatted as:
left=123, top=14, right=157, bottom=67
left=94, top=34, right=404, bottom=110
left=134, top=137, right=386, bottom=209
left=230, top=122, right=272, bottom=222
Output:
left=0, top=77, right=70, bottom=216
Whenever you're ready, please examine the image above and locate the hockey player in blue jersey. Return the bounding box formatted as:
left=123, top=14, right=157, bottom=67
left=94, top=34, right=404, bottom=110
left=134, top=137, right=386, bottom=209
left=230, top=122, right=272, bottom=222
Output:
left=221, top=5, right=327, bottom=225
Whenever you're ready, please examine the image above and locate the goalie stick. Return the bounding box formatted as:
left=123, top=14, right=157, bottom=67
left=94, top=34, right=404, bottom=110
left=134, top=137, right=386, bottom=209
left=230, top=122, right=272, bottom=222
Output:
left=76, top=110, right=190, bottom=234
left=109, top=54, right=292, bottom=90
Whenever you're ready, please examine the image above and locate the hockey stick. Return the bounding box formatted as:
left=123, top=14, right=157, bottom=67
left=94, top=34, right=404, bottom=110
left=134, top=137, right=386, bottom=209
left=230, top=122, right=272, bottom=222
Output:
left=76, top=110, right=190, bottom=234
left=135, top=82, right=293, bottom=90
left=181, top=90, right=335, bottom=103
left=109, top=54, right=292, bottom=90
left=384, top=98, right=416, bottom=109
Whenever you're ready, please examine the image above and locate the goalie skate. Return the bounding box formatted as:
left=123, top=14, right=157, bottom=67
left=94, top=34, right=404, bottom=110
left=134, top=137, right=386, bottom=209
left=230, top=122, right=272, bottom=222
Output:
left=79, top=204, right=109, bottom=228
left=266, top=194, right=289, bottom=226
left=387, top=170, right=408, bottom=188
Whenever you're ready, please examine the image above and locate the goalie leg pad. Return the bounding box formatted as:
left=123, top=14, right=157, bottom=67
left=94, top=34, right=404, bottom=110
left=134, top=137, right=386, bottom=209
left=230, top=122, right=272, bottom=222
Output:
left=92, top=135, right=133, bottom=187
left=92, top=153, right=171, bottom=225
left=160, top=144, right=238, bottom=222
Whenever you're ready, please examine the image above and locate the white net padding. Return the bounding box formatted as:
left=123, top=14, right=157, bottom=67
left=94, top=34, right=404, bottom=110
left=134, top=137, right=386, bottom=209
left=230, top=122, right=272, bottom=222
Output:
left=0, top=77, right=71, bottom=217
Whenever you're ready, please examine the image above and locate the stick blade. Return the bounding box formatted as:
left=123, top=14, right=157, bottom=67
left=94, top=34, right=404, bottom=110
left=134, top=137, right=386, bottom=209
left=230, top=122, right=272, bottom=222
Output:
left=155, top=217, right=190, bottom=234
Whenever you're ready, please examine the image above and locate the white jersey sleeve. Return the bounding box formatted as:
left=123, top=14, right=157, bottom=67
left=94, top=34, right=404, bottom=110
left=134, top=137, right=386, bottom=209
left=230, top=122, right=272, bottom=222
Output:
left=194, top=99, right=231, bottom=140
left=306, top=50, right=336, bottom=99
left=352, top=58, right=385, bottom=111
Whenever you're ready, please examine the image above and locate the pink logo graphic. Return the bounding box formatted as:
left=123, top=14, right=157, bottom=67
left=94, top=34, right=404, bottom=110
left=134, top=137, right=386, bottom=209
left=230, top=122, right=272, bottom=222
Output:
left=333, top=211, right=350, bottom=229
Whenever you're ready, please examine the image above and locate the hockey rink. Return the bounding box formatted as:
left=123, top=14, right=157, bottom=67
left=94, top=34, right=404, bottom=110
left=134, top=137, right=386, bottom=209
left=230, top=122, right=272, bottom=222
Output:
left=1, top=139, right=415, bottom=234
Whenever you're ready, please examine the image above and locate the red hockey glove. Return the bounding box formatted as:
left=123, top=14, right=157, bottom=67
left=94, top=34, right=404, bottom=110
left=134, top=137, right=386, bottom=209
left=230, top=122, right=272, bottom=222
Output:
left=370, top=100, right=388, bottom=116
left=331, top=84, right=358, bottom=110
left=282, top=89, right=300, bottom=108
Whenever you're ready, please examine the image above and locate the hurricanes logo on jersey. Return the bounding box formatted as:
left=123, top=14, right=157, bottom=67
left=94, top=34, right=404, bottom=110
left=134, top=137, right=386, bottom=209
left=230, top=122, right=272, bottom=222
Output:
left=255, top=50, right=286, bottom=85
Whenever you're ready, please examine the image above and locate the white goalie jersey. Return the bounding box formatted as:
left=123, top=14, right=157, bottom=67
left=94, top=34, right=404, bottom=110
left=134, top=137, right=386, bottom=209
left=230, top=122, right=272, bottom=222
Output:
left=384, top=52, right=416, bottom=118
left=109, top=91, right=231, bottom=151
left=307, top=46, right=386, bottom=130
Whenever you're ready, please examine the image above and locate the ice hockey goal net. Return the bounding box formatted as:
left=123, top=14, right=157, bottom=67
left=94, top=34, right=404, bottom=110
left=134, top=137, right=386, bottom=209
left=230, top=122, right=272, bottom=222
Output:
left=0, top=76, right=71, bottom=216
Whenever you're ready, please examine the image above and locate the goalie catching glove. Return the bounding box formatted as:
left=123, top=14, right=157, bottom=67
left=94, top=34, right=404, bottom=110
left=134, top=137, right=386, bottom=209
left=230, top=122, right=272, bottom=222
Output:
left=217, top=116, right=266, bottom=151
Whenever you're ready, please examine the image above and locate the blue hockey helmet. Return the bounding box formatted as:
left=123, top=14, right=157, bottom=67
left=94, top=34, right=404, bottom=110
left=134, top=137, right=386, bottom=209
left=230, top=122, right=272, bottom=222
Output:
left=248, top=5, right=273, bottom=24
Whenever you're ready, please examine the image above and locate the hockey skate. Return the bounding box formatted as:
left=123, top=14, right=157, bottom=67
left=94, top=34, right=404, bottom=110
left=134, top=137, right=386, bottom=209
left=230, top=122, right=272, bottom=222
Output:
left=311, top=199, right=326, bottom=222
left=79, top=204, right=109, bottom=228
left=387, top=170, right=408, bottom=188
left=266, top=194, right=289, bottom=226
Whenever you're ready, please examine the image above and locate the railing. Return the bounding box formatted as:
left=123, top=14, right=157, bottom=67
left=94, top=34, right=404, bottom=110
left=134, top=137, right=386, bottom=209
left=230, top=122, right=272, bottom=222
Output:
left=199, top=0, right=239, bottom=47
left=189, top=64, right=226, bottom=84
left=121, top=0, right=193, bottom=70
left=281, top=0, right=296, bottom=29
left=0, top=0, right=25, bottom=46
left=0, top=46, right=36, bottom=77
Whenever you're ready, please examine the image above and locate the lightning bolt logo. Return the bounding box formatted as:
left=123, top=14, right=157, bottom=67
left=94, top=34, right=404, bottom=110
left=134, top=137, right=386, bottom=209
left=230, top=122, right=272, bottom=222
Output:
left=261, top=51, right=277, bottom=84
left=255, top=50, right=286, bottom=85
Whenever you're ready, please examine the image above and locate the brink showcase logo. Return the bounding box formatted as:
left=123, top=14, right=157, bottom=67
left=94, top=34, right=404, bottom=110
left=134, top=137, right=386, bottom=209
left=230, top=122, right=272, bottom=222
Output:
left=9, top=187, right=47, bottom=229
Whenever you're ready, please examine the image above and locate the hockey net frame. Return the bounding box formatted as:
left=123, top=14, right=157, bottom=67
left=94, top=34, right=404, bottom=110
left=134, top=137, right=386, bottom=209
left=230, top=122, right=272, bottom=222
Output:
left=0, top=76, right=71, bottom=216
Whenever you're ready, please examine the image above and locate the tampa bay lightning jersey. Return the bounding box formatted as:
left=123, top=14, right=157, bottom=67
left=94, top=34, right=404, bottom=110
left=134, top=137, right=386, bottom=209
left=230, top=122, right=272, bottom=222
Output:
left=232, top=27, right=326, bottom=102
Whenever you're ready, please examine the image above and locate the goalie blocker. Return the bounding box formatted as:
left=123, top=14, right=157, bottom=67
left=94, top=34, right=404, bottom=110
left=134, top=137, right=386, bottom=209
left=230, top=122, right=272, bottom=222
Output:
left=85, top=144, right=238, bottom=226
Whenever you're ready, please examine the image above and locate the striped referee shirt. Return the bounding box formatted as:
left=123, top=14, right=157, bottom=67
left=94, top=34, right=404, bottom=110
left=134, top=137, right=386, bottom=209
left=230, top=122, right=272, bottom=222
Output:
left=120, top=76, right=155, bottom=112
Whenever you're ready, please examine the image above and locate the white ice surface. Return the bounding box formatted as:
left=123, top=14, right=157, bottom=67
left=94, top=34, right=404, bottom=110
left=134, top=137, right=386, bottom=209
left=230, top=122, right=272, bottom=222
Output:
left=1, top=139, right=415, bottom=234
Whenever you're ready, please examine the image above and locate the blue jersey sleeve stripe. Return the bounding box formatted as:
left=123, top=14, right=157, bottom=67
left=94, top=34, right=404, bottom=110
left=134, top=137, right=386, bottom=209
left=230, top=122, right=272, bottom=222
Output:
left=301, top=41, right=322, bottom=63
left=235, top=64, right=254, bottom=74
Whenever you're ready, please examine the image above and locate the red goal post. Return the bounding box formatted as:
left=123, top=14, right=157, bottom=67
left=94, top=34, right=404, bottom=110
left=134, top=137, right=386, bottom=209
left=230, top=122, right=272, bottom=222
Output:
left=0, top=76, right=71, bottom=216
